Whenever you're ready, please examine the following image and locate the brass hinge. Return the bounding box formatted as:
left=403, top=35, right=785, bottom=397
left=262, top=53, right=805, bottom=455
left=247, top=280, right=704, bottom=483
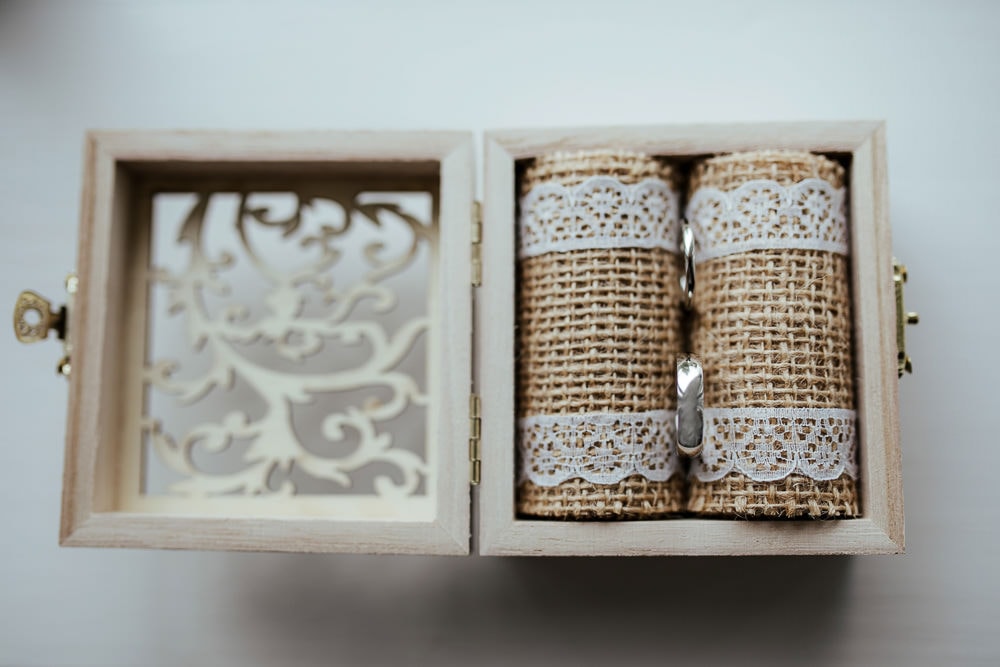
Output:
left=469, top=393, right=481, bottom=485
left=471, top=201, right=482, bottom=287
left=893, top=258, right=918, bottom=377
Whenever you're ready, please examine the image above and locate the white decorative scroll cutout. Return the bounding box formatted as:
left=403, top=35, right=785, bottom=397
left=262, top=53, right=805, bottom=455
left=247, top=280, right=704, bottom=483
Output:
left=691, top=407, right=858, bottom=483
left=518, top=176, right=681, bottom=258
left=518, top=410, right=681, bottom=486
left=143, top=189, right=433, bottom=498
left=686, top=178, right=848, bottom=261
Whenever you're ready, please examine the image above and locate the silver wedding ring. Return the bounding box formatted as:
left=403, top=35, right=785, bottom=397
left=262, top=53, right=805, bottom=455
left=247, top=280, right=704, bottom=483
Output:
left=676, top=354, right=705, bottom=457
left=680, top=221, right=695, bottom=310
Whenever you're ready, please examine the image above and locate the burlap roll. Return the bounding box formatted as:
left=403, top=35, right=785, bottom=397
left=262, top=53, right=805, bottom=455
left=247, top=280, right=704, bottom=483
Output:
left=516, top=150, right=685, bottom=519
left=686, top=151, right=859, bottom=518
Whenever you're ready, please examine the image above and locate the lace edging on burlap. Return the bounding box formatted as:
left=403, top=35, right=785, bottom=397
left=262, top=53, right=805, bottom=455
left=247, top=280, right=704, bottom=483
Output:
left=691, top=407, right=858, bottom=483
left=518, top=409, right=681, bottom=486
left=518, top=176, right=681, bottom=258
left=686, top=178, right=848, bottom=261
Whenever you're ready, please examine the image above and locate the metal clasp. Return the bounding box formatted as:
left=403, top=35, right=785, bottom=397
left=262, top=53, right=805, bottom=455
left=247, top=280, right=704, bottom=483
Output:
left=13, top=273, right=77, bottom=377
left=893, top=259, right=918, bottom=377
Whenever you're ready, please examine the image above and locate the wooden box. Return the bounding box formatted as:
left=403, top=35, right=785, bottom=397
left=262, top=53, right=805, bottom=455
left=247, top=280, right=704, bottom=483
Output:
left=35, top=122, right=904, bottom=555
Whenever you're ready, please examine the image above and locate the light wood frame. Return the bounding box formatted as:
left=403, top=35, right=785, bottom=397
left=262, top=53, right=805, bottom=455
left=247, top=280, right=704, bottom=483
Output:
left=478, top=122, right=904, bottom=556
left=60, top=131, right=475, bottom=554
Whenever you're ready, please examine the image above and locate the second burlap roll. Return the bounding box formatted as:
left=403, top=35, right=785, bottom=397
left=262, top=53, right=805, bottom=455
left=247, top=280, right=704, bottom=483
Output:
left=516, top=150, right=684, bottom=519
left=686, top=150, right=860, bottom=518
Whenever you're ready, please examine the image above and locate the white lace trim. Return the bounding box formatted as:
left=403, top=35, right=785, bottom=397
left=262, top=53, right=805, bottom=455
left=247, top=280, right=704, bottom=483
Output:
left=686, top=178, right=849, bottom=261
left=691, top=407, right=858, bottom=483
left=518, top=409, right=681, bottom=486
left=518, top=176, right=681, bottom=259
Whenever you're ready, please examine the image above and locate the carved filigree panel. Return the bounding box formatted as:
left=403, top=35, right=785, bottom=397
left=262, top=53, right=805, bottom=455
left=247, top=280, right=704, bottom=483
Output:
left=137, top=182, right=437, bottom=509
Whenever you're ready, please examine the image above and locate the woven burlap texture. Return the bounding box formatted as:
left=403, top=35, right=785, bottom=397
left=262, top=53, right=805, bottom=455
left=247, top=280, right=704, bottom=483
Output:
left=517, top=150, right=684, bottom=519
left=520, top=149, right=676, bottom=193
left=688, top=150, right=858, bottom=518
left=518, top=474, right=685, bottom=520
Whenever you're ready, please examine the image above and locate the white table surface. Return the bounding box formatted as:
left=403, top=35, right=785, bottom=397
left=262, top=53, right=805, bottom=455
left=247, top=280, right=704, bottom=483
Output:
left=1, top=1, right=996, bottom=665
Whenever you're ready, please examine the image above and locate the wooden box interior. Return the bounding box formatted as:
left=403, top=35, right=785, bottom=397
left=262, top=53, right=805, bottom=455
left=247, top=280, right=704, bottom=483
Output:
left=477, top=122, right=904, bottom=555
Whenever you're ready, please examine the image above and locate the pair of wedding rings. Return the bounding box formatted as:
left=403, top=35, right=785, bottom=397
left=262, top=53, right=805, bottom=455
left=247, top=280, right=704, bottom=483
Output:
left=676, top=221, right=704, bottom=458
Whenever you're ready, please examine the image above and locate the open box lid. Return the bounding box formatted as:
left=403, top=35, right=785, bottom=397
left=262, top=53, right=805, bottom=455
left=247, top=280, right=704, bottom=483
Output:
left=46, top=131, right=477, bottom=554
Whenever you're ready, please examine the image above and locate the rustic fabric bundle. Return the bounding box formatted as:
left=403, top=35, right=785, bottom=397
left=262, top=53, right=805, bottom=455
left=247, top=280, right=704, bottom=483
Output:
left=686, top=151, right=859, bottom=518
left=515, top=150, right=684, bottom=519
